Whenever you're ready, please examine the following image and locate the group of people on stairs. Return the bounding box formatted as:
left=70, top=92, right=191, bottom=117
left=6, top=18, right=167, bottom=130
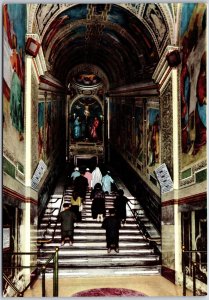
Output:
left=58, top=165, right=129, bottom=253
left=70, top=165, right=114, bottom=194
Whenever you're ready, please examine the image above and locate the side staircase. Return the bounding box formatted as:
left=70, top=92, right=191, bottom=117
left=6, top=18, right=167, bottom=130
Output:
left=38, top=186, right=161, bottom=277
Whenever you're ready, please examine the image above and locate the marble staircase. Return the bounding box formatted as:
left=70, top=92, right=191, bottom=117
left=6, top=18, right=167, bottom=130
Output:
left=38, top=188, right=161, bottom=277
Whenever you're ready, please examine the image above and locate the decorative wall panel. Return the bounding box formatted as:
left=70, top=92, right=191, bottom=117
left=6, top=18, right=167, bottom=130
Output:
left=31, top=70, right=39, bottom=174
left=160, top=79, right=173, bottom=179
left=135, top=106, right=144, bottom=163
left=146, top=107, right=160, bottom=168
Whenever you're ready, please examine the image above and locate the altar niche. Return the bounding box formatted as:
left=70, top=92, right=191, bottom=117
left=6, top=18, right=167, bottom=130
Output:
left=69, top=97, right=103, bottom=144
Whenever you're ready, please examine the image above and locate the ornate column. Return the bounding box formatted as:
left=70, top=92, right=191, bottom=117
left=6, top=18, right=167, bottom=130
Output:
left=153, top=45, right=181, bottom=187
left=22, top=34, right=47, bottom=281
left=153, top=45, right=182, bottom=283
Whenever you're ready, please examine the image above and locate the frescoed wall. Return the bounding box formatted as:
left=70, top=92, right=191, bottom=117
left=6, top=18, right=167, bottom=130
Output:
left=37, top=94, right=66, bottom=163
left=109, top=97, right=160, bottom=185
left=143, top=3, right=167, bottom=47
left=46, top=101, right=52, bottom=158
left=180, top=3, right=206, bottom=168
left=3, top=4, right=26, bottom=171
left=109, top=100, right=121, bottom=147
left=135, top=106, right=144, bottom=162
left=147, top=108, right=160, bottom=168
left=38, top=102, right=44, bottom=160
left=124, top=105, right=133, bottom=155
left=31, top=71, right=39, bottom=174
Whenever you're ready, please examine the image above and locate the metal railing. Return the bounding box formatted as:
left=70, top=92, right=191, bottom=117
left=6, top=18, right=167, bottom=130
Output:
left=127, top=199, right=161, bottom=254
left=3, top=248, right=59, bottom=297
left=3, top=274, right=23, bottom=297
left=38, top=197, right=64, bottom=245
left=50, top=198, right=64, bottom=242
left=182, top=246, right=207, bottom=296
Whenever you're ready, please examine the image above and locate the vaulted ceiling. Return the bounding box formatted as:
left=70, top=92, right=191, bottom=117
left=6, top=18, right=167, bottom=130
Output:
left=34, top=4, right=172, bottom=89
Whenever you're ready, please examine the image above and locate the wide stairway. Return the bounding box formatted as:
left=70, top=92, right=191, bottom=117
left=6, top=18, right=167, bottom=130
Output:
left=38, top=187, right=161, bottom=277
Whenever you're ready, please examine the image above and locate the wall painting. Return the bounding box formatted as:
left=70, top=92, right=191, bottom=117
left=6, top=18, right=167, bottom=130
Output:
left=70, top=97, right=103, bottom=143
left=147, top=108, right=160, bottom=168
left=180, top=3, right=206, bottom=168
left=135, top=106, right=143, bottom=162
left=3, top=4, right=26, bottom=141
left=38, top=102, right=44, bottom=160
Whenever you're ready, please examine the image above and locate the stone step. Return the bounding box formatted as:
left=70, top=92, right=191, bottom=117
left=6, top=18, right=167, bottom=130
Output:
left=41, top=241, right=151, bottom=247
left=39, top=247, right=155, bottom=255
left=40, top=266, right=161, bottom=277
left=39, top=227, right=141, bottom=237
left=44, top=224, right=139, bottom=231
left=38, top=256, right=160, bottom=267
left=38, top=182, right=161, bottom=278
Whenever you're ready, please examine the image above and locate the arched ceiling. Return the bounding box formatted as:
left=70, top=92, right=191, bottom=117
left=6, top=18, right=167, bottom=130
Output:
left=34, top=4, right=171, bottom=90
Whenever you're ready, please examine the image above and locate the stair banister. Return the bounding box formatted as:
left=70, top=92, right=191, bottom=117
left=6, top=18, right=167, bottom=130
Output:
left=51, top=197, right=64, bottom=242
left=53, top=247, right=59, bottom=297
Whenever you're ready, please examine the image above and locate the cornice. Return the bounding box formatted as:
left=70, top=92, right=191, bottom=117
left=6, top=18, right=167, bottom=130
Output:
left=152, top=45, right=180, bottom=89
left=109, top=81, right=159, bottom=97
left=162, top=191, right=207, bottom=207
left=3, top=186, right=37, bottom=205
left=26, top=34, right=47, bottom=78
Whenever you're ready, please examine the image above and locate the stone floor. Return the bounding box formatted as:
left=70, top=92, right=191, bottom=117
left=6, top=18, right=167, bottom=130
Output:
left=24, top=275, right=193, bottom=297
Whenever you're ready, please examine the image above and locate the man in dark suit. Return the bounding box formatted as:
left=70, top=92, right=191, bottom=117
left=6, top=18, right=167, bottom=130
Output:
left=102, top=208, right=121, bottom=253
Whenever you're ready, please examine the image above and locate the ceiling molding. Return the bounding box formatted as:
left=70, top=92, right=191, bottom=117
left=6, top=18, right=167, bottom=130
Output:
left=109, top=82, right=159, bottom=97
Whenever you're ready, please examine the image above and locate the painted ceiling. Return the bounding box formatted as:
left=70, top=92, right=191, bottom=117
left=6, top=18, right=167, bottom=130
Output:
left=36, top=4, right=171, bottom=89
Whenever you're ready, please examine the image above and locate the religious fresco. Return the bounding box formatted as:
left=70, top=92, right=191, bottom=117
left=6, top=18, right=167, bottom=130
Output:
left=43, top=4, right=159, bottom=84
left=70, top=98, right=103, bottom=143
left=115, top=102, right=122, bottom=148
left=135, top=106, right=144, bottom=162
left=3, top=4, right=26, bottom=142
left=180, top=4, right=206, bottom=167
left=74, top=73, right=101, bottom=86
left=124, top=105, right=133, bottom=155
left=147, top=108, right=160, bottom=167
left=36, top=4, right=60, bottom=34
left=143, top=4, right=167, bottom=47
left=109, top=100, right=117, bottom=144
left=46, top=102, right=51, bottom=158
left=38, top=102, right=44, bottom=160
left=38, top=98, right=65, bottom=161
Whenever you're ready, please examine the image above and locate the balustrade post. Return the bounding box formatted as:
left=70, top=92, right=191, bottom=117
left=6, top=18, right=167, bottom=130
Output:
left=193, top=262, right=196, bottom=296
left=42, top=266, right=46, bottom=297
left=53, top=247, right=59, bottom=297
left=182, top=245, right=186, bottom=296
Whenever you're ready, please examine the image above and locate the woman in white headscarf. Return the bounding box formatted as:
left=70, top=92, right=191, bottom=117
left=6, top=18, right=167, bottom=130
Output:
left=91, top=166, right=102, bottom=188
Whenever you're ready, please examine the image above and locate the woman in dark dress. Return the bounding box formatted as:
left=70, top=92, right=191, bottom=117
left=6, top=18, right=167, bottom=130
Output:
left=91, top=183, right=105, bottom=222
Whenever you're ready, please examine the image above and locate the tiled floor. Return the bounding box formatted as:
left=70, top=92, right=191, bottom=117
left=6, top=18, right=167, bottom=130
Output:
left=24, top=275, right=193, bottom=297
